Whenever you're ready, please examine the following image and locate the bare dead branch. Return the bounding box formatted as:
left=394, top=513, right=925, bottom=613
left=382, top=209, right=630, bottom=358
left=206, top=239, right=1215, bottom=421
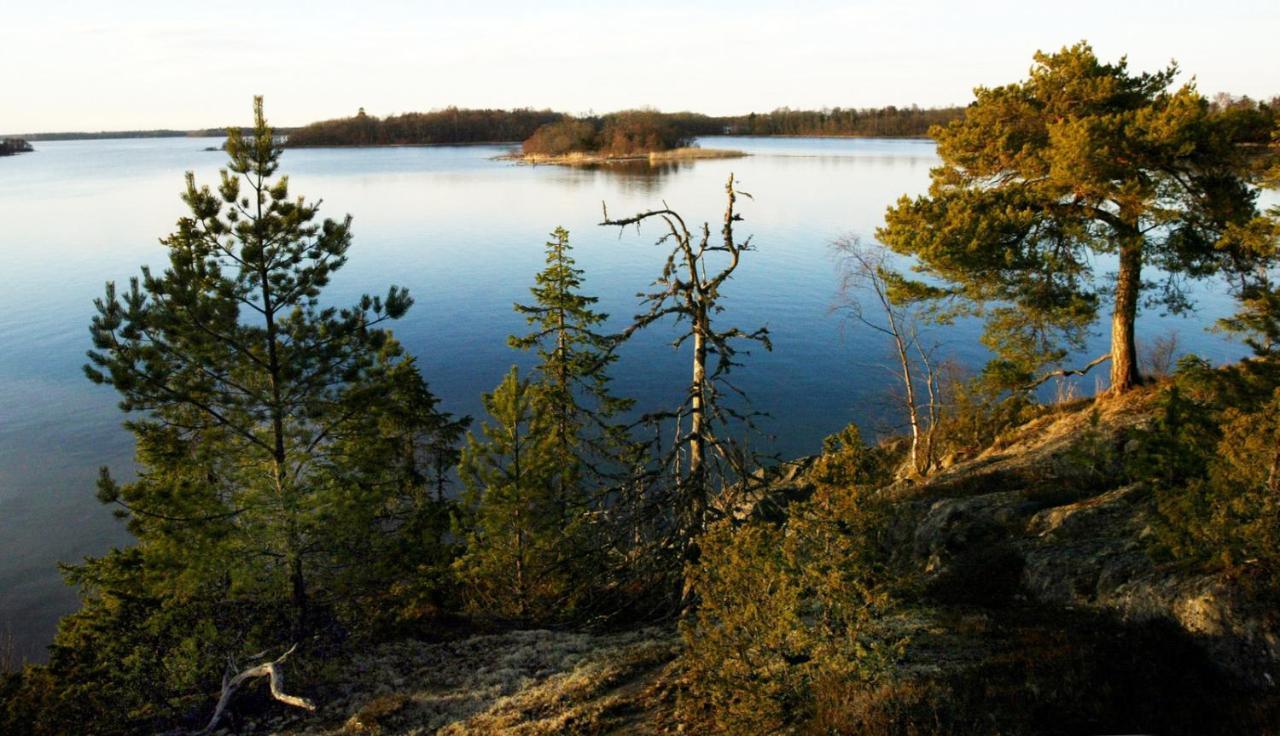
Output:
left=198, top=643, right=315, bottom=735
left=1023, top=353, right=1112, bottom=391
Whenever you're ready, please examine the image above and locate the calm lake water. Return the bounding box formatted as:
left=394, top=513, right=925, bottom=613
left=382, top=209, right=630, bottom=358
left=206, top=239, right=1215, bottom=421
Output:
left=0, top=135, right=1254, bottom=662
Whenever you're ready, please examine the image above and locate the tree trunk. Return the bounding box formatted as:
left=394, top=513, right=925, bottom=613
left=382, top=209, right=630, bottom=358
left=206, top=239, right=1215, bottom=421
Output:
left=1109, top=238, right=1143, bottom=393
left=1268, top=399, right=1280, bottom=496
left=289, top=553, right=308, bottom=637
left=892, top=329, right=921, bottom=476
left=688, top=309, right=707, bottom=535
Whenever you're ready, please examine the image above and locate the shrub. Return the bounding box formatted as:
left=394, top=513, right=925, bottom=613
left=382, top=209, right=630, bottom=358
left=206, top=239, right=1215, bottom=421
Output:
left=930, top=367, right=1036, bottom=464
left=679, top=426, right=899, bottom=734
left=1125, top=358, right=1280, bottom=576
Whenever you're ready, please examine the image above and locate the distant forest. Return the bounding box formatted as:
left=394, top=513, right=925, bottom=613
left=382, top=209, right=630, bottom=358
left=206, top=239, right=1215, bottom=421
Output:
left=283, top=105, right=967, bottom=147
left=284, top=107, right=565, bottom=146
left=13, top=129, right=261, bottom=142
left=10, top=95, right=1275, bottom=146
left=280, top=98, right=1279, bottom=147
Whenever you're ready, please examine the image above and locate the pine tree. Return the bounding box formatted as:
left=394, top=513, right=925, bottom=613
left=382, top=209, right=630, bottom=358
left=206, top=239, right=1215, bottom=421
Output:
left=877, top=42, right=1259, bottom=392
left=602, top=174, right=771, bottom=593
left=82, top=97, right=457, bottom=635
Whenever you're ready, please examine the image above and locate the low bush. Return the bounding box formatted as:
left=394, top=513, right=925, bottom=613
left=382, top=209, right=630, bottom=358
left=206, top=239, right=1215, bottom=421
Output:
left=679, top=425, right=900, bottom=734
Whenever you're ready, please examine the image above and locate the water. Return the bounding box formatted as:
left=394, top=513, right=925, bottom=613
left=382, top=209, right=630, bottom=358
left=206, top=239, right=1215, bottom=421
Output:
left=0, top=135, right=1253, bottom=663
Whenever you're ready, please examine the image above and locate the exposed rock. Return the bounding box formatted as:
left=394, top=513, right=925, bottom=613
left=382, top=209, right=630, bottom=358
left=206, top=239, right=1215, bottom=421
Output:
left=894, top=390, right=1280, bottom=688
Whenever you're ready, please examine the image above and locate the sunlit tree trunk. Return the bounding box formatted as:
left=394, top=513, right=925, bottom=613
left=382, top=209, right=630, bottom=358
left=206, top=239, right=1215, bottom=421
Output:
left=1110, top=236, right=1143, bottom=393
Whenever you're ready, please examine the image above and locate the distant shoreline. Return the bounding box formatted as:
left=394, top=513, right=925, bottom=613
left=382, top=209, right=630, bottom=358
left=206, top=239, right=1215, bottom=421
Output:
left=6, top=130, right=942, bottom=145
left=506, top=147, right=748, bottom=166
left=285, top=140, right=524, bottom=149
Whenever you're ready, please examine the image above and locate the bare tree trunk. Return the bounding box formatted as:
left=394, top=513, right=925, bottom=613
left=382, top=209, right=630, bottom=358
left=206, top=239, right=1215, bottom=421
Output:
left=916, top=335, right=941, bottom=474
left=892, top=328, right=922, bottom=475
left=1110, top=237, right=1143, bottom=393
left=688, top=308, right=707, bottom=537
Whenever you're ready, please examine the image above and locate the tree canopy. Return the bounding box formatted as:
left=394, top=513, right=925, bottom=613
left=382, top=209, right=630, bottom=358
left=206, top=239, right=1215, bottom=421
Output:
left=878, top=42, right=1262, bottom=391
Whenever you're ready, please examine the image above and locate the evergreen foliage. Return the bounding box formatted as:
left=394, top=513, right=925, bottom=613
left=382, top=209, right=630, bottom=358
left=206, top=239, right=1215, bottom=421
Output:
left=454, top=367, right=594, bottom=621
left=82, top=96, right=461, bottom=629
left=509, top=227, right=635, bottom=501
left=680, top=426, right=897, bottom=734
left=878, top=42, right=1261, bottom=392
left=285, top=107, right=564, bottom=147
left=454, top=228, right=635, bottom=622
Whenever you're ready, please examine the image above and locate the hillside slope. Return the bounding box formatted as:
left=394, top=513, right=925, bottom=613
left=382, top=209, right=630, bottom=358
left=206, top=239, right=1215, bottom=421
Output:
left=209, top=389, right=1278, bottom=735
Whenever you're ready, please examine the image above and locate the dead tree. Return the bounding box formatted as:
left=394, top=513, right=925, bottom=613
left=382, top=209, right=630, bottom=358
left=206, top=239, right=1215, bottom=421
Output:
left=601, top=173, right=771, bottom=569
left=833, top=236, right=943, bottom=477
left=198, top=644, right=315, bottom=735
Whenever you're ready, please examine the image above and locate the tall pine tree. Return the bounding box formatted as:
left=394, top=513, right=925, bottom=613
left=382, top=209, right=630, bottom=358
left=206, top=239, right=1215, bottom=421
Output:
left=82, top=97, right=458, bottom=633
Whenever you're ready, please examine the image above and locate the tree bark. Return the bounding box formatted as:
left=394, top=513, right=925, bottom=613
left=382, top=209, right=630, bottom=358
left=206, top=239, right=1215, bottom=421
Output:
left=1110, top=237, right=1143, bottom=392
left=688, top=306, right=707, bottom=535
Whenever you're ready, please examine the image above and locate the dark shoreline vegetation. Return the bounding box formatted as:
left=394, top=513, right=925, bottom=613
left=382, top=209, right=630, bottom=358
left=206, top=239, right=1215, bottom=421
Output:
left=281, top=105, right=975, bottom=149
left=5, top=105, right=969, bottom=145
left=0, top=139, right=33, bottom=156
left=11, top=93, right=1274, bottom=149
left=7, top=129, right=272, bottom=142
left=3, top=42, right=1280, bottom=735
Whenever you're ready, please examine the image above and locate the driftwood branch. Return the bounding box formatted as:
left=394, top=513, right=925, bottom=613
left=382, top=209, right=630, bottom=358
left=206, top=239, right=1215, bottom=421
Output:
left=198, top=643, right=315, bottom=735
left=1023, top=353, right=1112, bottom=391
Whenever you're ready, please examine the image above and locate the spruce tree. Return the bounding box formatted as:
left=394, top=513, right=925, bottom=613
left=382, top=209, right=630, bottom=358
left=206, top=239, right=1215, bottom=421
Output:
left=454, top=366, right=583, bottom=620
left=508, top=226, right=634, bottom=514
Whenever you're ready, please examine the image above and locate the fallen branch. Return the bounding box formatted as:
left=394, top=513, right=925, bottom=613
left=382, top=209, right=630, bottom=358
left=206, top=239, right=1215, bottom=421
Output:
left=198, top=643, right=315, bottom=735
left=1023, top=354, right=1111, bottom=391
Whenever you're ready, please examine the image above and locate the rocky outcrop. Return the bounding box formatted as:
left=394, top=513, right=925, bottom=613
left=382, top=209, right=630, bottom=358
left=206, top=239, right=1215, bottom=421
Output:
left=902, top=391, right=1280, bottom=688
left=1021, top=483, right=1280, bottom=687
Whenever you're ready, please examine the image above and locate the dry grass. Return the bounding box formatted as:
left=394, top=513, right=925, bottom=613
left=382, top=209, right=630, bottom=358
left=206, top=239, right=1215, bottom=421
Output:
left=645, top=148, right=746, bottom=162
left=439, top=638, right=677, bottom=735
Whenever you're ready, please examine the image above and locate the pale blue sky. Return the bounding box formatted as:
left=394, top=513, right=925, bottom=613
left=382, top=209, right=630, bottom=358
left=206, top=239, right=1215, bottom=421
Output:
left=3, top=0, right=1278, bottom=132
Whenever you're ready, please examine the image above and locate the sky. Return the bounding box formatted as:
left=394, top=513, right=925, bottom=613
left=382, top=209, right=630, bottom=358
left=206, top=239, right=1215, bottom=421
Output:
left=3, top=0, right=1279, bottom=133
